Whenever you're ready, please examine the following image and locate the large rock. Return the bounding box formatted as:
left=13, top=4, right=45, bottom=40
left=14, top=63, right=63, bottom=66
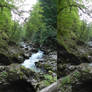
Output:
left=0, top=64, right=39, bottom=92
left=57, top=43, right=92, bottom=78
left=58, top=63, right=92, bottom=92
left=0, top=41, right=25, bottom=65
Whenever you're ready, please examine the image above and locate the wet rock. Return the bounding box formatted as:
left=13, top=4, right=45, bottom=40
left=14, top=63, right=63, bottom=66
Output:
left=31, top=48, right=38, bottom=53
left=25, top=47, right=29, bottom=50
left=23, top=53, right=30, bottom=59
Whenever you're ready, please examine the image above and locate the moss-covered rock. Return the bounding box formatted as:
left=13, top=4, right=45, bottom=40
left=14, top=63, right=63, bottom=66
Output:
left=0, top=40, right=24, bottom=65
left=39, top=74, right=57, bottom=89
left=58, top=63, right=92, bottom=92
left=57, top=42, right=92, bottom=78
left=0, top=64, right=40, bottom=92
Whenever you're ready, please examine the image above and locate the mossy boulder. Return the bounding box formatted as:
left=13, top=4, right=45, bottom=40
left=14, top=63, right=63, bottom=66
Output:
left=0, top=40, right=24, bottom=65
left=57, top=42, right=92, bottom=78
left=0, top=64, right=40, bottom=92
left=58, top=63, right=92, bottom=92
left=39, top=74, right=57, bottom=89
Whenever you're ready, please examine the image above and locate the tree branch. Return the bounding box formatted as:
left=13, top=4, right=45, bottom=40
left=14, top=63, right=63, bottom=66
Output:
left=58, top=3, right=86, bottom=15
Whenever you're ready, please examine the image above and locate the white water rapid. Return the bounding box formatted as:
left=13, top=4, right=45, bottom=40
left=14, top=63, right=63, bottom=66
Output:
left=88, top=41, right=92, bottom=66
left=22, top=50, right=44, bottom=72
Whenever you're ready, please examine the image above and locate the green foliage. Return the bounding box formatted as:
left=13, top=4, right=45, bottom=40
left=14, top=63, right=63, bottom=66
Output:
left=39, top=0, right=57, bottom=28
left=58, top=0, right=80, bottom=38
left=0, top=0, right=24, bottom=44
left=57, top=0, right=92, bottom=46
left=9, top=21, right=24, bottom=42
left=0, top=7, right=12, bottom=40
left=24, top=1, right=57, bottom=46
left=0, top=71, right=8, bottom=78
left=24, top=2, right=45, bottom=43
left=61, top=76, right=71, bottom=85
left=43, top=74, right=57, bottom=86
left=73, top=71, right=81, bottom=78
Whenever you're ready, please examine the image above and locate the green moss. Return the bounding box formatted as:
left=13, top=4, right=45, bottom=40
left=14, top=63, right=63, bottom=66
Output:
left=43, top=80, right=51, bottom=86
left=44, top=64, right=52, bottom=71
left=61, top=76, right=71, bottom=85
left=48, top=70, right=53, bottom=75
left=0, top=71, right=8, bottom=78
left=21, top=66, right=26, bottom=70
left=44, top=74, right=52, bottom=80
left=42, top=74, right=57, bottom=87
left=73, top=71, right=81, bottom=78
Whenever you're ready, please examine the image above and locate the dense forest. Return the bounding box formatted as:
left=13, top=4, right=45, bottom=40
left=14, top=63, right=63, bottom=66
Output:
left=0, top=0, right=92, bottom=92
left=0, top=0, right=57, bottom=46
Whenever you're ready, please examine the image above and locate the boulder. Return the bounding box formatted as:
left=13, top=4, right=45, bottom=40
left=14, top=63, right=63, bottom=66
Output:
left=58, top=63, right=92, bottom=92
left=0, top=64, right=39, bottom=92
left=0, top=53, right=11, bottom=65
left=57, top=44, right=92, bottom=78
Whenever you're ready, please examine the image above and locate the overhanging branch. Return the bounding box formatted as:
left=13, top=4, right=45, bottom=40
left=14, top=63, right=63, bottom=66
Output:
left=58, top=3, right=86, bottom=15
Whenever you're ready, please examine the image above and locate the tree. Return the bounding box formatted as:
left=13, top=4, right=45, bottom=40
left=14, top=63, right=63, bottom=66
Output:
left=24, top=1, right=57, bottom=47
left=0, top=0, right=25, bottom=44
left=24, top=2, right=45, bottom=44
left=39, top=0, right=57, bottom=28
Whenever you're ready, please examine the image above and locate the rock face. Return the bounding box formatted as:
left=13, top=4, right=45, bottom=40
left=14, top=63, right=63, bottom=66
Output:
left=0, top=43, right=24, bottom=65
left=57, top=43, right=92, bottom=78
left=0, top=64, right=38, bottom=92
left=58, top=63, right=92, bottom=92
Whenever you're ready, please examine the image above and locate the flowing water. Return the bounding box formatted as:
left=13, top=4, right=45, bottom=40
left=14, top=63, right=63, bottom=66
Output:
left=22, top=50, right=44, bottom=72
left=88, top=41, right=92, bottom=66
left=88, top=41, right=92, bottom=47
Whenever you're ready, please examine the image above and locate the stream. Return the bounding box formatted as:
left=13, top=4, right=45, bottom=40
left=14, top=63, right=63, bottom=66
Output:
left=88, top=41, right=92, bottom=66
left=20, top=42, right=57, bottom=74
left=22, top=50, right=44, bottom=72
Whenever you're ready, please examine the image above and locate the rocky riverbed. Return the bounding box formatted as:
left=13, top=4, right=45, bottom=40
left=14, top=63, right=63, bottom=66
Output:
left=20, top=41, right=57, bottom=90
left=0, top=41, right=57, bottom=92
left=2, top=40, right=92, bottom=92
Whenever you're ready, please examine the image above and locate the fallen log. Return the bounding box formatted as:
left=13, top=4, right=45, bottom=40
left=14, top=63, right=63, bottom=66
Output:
left=40, top=82, right=57, bottom=92
left=39, top=78, right=62, bottom=92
